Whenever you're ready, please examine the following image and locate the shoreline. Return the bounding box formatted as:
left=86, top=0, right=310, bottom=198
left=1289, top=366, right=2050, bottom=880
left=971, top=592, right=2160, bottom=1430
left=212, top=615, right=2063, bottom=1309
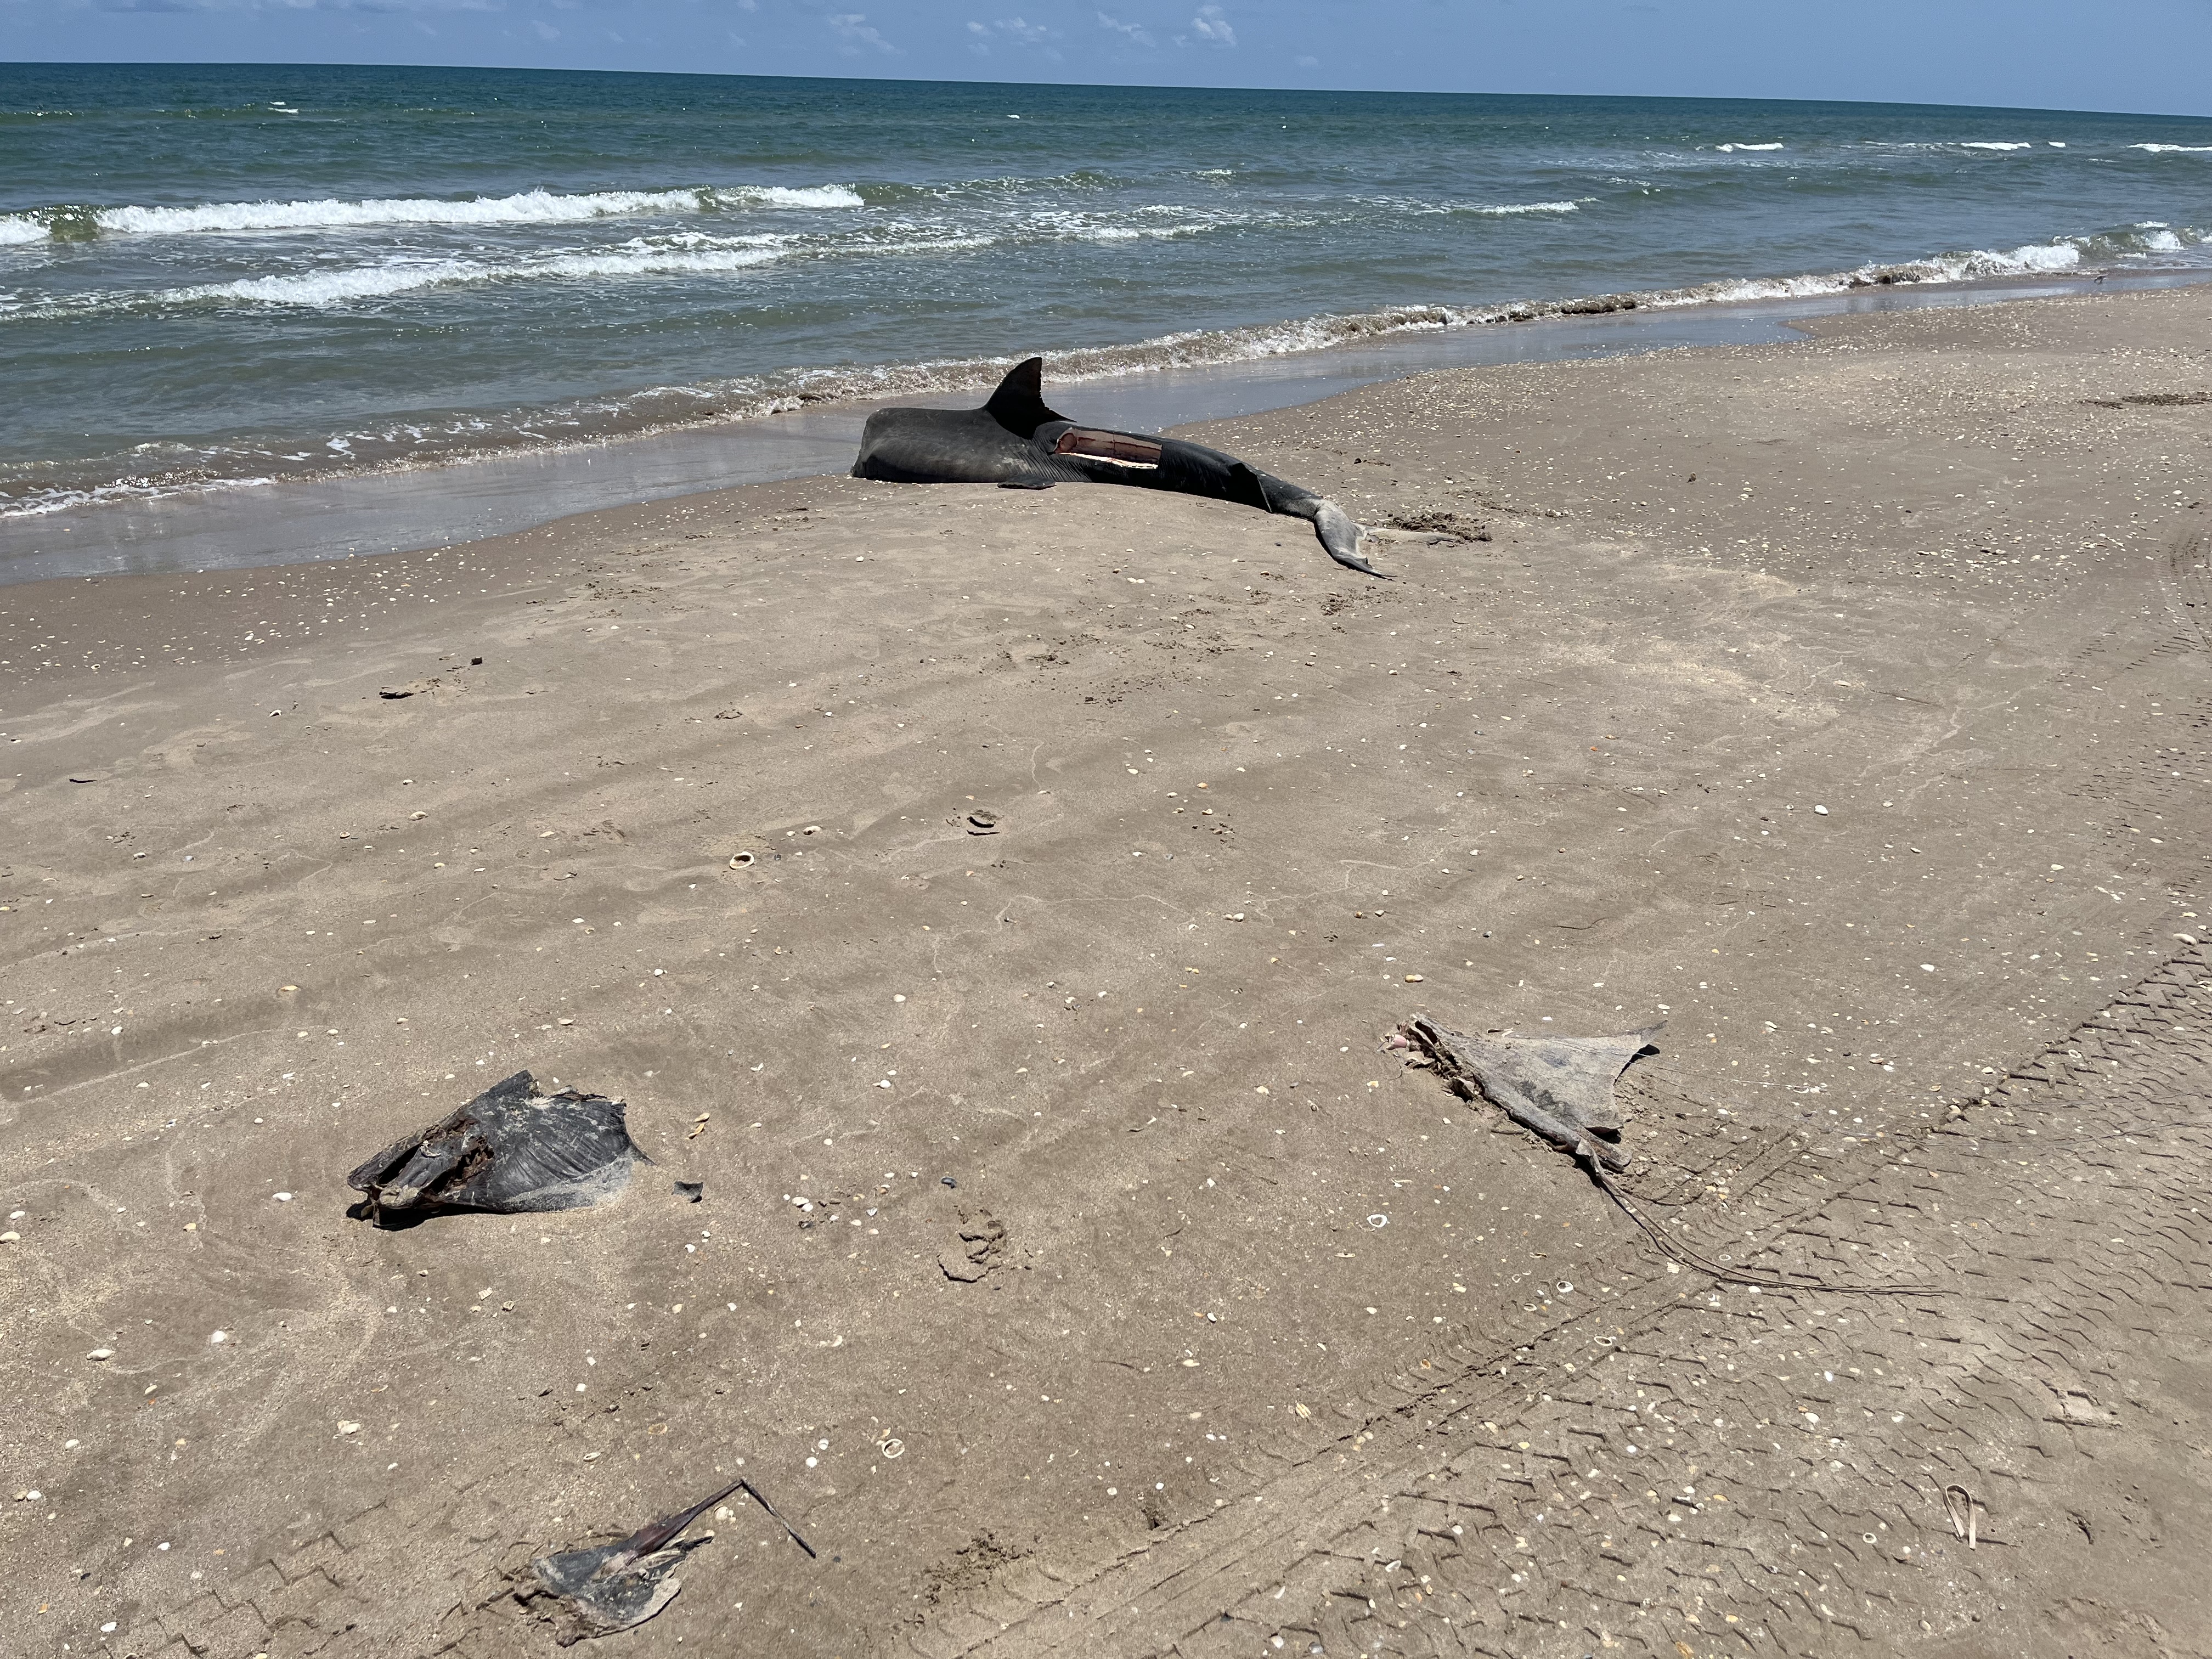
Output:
left=4, top=282, right=2209, bottom=1658
left=5, top=264, right=2206, bottom=588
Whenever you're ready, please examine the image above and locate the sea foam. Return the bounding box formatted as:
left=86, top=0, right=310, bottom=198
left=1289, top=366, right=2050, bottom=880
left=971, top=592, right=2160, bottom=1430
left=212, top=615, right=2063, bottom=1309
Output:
left=2, top=183, right=865, bottom=241
left=166, top=243, right=794, bottom=306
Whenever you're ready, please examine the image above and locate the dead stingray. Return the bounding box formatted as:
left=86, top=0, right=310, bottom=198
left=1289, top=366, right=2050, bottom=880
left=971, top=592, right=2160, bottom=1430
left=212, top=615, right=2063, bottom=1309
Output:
left=1400, top=1015, right=1937, bottom=1296
left=1402, top=1017, right=1660, bottom=1171
left=526, top=1475, right=814, bottom=1645
left=347, top=1069, right=646, bottom=1225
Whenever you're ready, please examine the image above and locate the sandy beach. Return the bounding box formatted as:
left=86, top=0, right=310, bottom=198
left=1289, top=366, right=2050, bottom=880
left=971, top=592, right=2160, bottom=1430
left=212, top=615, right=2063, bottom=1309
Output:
left=4, top=283, right=2209, bottom=1658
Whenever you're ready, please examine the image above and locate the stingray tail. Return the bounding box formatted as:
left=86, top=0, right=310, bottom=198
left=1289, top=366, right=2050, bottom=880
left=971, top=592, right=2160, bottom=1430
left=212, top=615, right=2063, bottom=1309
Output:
left=617, top=1476, right=751, bottom=1560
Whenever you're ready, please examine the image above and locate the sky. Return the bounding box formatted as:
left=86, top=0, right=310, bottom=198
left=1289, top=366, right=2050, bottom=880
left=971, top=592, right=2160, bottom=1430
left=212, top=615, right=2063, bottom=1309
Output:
left=4, top=0, right=2210, bottom=118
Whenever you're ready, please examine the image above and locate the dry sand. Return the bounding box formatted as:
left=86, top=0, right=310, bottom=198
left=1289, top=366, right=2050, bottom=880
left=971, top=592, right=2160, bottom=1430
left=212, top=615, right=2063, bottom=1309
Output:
left=3, top=284, right=2210, bottom=1659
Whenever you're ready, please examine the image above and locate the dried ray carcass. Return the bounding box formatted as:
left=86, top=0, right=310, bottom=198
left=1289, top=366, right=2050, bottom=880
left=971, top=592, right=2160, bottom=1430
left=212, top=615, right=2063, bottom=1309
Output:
left=347, top=1069, right=647, bottom=1225
left=1397, top=1017, right=1661, bottom=1171
left=1400, top=1014, right=1935, bottom=1294
left=520, top=1476, right=814, bottom=1645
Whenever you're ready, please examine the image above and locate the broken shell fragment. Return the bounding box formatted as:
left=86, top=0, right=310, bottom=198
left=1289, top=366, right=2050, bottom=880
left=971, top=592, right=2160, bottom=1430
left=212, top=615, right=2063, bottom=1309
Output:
left=346, top=1070, right=647, bottom=1226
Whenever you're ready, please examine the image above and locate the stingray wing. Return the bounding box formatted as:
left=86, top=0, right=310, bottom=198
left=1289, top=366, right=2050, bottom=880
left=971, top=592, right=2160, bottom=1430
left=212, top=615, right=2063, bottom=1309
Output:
left=1410, top=1019, right=1660, bottom=1170
left=437, top=1087, right=645, bottom=1212
left=1460, top=1030, right=1657, bottom=1136
left=348, top=1071, right=645, bottom=1220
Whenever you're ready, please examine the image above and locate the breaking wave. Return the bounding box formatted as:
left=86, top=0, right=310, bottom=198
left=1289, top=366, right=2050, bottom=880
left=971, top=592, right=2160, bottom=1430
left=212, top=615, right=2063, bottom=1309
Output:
left=1470, top=199, right=1584, bottom=215
left=0, top=182, right=865, bottom=242
left=0, top=211, right=1259, bottom=319
left=0, top=229, right=1014, bottom=318
left=171, top=242, right=795, bottom=306
left=1348, top=196, right=1584, bottom=218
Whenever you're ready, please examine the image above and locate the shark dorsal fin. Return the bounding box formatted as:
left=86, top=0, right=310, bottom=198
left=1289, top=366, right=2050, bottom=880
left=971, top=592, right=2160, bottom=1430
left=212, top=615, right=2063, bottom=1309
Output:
left=983, top=357, right=1067, bottom=437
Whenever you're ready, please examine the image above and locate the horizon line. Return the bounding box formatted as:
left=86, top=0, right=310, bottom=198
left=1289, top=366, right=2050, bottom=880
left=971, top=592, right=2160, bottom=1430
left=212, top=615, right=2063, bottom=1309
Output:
left=5, top=61, right=2210, bottom=126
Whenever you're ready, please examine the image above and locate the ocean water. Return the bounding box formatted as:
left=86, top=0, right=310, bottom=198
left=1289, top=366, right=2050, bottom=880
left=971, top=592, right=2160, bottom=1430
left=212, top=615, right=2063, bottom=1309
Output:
left=3, top=63, right=2211, bottom=522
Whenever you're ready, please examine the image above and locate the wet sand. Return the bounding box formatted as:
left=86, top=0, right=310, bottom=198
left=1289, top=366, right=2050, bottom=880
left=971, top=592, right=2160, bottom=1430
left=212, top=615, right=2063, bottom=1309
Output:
left=3, top=284, right=2209, bottom=1658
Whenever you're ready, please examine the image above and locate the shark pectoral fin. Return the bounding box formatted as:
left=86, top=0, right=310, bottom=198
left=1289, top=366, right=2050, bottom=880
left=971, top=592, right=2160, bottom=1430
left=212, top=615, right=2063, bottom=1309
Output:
left=1227, top=461, right=1272, bottom=512
left=1314, top=499, right=1391, bottom=579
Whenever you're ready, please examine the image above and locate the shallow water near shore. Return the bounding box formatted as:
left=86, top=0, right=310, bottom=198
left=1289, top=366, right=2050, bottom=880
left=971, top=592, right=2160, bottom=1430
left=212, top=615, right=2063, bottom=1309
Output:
left=5, top=63, right=2212, bottom=548
left=2, top=266, right=2202, bottom=586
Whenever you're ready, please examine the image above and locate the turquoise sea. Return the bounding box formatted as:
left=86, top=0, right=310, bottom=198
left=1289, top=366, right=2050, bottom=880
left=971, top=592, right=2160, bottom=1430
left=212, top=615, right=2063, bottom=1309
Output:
left=3, top=63, right=2211, bottom=522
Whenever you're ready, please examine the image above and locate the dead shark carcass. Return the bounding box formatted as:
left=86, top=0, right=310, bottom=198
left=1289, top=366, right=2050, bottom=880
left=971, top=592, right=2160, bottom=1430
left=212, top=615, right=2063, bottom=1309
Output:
left=851, top=356, right=1390, bottom=577
left=347, top=1069, right=647, bottom=1225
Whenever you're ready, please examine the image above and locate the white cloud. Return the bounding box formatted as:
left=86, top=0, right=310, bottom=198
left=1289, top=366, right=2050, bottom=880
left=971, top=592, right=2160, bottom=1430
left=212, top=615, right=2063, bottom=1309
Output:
left=982, top=16, right=1053, bottom=44
left=966, top=15, right=1057, bottom=54
left=1097, top=10, right=1153, bottom=47
left=827, top=11, right=898, bottom=53
left=1189, top=3, right=1233, bottom=46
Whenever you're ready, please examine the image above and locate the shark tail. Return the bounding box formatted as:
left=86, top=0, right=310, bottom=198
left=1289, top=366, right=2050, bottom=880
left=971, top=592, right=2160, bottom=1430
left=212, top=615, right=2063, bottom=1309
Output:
left=1248, top=470, right=1389, bottom=578
left=1310, top=498, right=1390, bottom=578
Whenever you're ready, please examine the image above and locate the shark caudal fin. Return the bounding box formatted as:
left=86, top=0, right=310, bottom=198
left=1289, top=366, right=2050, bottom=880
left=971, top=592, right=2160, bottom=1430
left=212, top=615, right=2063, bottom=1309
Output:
left=1314, top=499, right=1392, bottom=579
left=983, top=357, right=1069, bottom=438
